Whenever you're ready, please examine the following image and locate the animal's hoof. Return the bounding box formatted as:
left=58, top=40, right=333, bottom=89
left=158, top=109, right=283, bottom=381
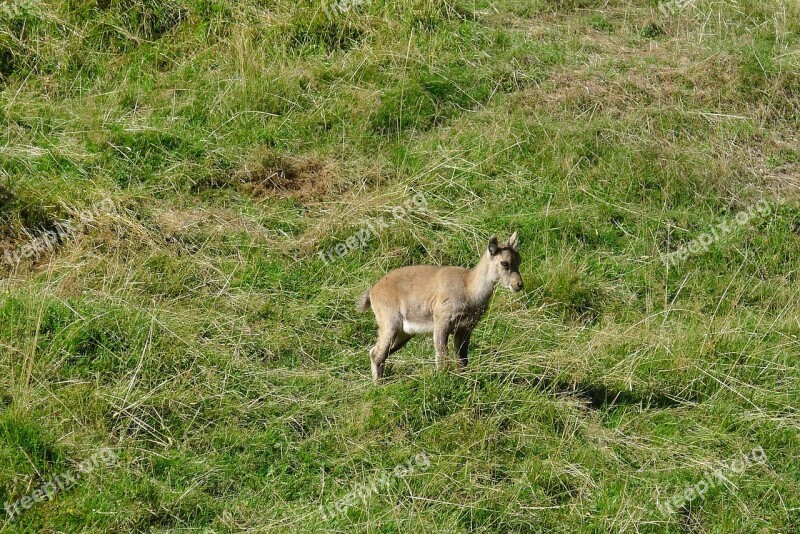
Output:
left=371, top=361, right=385, bottom=382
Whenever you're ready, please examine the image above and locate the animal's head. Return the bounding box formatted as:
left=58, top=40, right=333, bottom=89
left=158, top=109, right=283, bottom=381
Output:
left=486, top=232, right=523, bottom=292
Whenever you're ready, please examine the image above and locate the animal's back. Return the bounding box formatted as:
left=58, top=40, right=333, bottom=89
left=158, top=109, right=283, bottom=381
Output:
left=374, top=264, right=469, bottom=299
left=357, top=265, right=444, bottom=314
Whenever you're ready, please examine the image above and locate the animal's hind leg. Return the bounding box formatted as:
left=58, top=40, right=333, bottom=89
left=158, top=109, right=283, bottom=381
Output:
left=370, top=327, right=396, bottom=382
left=388, top=332, right=413, bottom=356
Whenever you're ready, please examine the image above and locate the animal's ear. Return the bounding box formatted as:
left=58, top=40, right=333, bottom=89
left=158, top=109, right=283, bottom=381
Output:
left=507, top=231, right=519, bottom=251
left=487, top=235, right=499, bottom=256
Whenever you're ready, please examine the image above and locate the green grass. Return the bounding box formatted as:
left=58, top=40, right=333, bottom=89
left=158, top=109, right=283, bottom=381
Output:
left=1, top=0, right=799, bottom=531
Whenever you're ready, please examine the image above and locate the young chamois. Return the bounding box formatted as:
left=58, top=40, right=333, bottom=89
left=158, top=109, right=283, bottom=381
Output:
left=357, top=233, right=523, bottom=381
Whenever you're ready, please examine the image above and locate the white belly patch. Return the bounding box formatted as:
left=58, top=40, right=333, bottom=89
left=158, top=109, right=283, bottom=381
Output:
left=402, top=320, right=433, bottom=334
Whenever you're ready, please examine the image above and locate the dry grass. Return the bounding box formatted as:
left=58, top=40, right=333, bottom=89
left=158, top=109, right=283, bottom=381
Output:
left=0, top=0, right=799, bottom=532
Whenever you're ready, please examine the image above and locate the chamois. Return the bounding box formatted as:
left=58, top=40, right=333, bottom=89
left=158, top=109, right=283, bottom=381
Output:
left=357, top=233, right=523, bottom=380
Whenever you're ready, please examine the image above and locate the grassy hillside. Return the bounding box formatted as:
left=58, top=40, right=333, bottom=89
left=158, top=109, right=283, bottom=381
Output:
left=1, top=0, right=799, bottom=531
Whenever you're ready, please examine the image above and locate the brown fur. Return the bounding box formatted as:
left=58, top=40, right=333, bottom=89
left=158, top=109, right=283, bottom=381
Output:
left=357, top=233, right=523, bottom=381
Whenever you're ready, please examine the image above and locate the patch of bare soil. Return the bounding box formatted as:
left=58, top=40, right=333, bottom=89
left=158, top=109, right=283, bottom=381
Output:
left=235, top=153, right=339, bottom=201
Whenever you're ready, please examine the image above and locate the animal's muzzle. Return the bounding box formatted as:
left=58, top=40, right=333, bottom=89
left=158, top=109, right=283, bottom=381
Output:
left=512, top=277, right=524, bottom=292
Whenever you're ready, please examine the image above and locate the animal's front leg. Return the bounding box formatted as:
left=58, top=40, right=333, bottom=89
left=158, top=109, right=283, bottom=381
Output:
left=433, top=322, right=452, bottom=371
left=454, top=328, right=472, bottom=368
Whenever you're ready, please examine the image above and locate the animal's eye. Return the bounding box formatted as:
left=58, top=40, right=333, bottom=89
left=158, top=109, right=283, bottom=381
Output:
left=501, top=261, right=509, bottom=268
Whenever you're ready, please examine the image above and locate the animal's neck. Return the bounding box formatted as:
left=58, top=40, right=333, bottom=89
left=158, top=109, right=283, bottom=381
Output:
left=467, top=252, right=498, bottom=307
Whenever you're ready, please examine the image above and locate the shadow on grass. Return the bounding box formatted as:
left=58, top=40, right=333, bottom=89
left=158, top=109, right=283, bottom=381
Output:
left=535, top=375, right=690, bottom=410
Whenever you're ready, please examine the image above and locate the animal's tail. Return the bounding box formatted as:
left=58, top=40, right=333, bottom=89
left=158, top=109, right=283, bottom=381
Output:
left=356, top=291, right=371, bottom=313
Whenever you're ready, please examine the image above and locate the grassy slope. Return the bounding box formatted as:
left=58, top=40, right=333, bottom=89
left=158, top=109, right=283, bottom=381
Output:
left=0, top=0, right=799, bottom=531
